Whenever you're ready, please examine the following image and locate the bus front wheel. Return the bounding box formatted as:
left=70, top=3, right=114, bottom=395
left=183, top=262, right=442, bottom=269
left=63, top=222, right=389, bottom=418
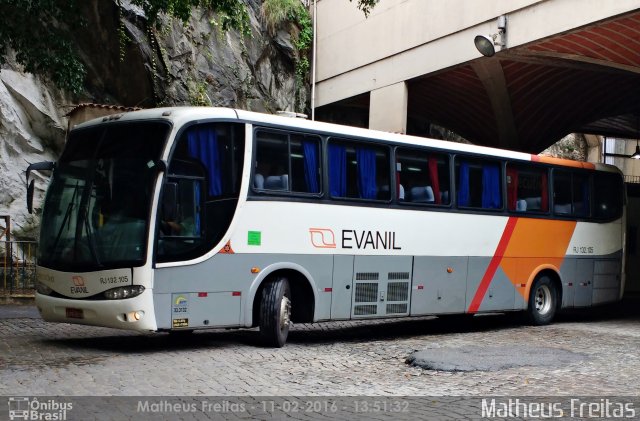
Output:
left=526, top=274, right=558, bottom=325
left=259, top=277, right=291, bottom=347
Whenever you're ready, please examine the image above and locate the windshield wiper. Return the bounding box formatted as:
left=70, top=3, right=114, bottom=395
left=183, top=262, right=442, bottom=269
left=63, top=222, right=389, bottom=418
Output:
left=50, top=181, right=80, bottom=256
left=81, top=199, right=102, bottom=266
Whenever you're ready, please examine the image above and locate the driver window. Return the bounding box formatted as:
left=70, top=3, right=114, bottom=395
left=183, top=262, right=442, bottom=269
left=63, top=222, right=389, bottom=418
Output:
left=157, top=122, right=245, bottom=263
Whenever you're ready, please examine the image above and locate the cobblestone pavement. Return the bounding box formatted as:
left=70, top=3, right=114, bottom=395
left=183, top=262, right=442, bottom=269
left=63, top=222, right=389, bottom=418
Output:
left=0, top=299, right=639, bottom=397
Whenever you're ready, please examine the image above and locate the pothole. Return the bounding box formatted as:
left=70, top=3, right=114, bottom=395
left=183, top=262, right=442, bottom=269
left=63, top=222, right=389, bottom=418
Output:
left=406, top=345, right=587, bottom=372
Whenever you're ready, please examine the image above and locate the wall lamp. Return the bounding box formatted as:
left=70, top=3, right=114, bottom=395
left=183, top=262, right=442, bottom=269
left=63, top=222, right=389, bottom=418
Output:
left=474, top=15, right=507, bottom=57
left=631, top=139, right=640, bottom=159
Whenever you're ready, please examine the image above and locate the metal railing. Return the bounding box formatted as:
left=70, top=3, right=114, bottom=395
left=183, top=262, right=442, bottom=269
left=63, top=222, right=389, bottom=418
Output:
left=1, top=240, right=37, bottom=296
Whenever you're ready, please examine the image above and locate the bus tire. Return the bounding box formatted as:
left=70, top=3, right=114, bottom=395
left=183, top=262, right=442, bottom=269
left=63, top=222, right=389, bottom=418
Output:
left=527, top=274, right=557, bottom=326
left=259, top=277, right=291, bottom=347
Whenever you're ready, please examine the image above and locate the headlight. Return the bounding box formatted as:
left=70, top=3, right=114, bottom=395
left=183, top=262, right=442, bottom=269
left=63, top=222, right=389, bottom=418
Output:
left=36, top=282, right=53, bottom=296
left=103, top=285, right=145, bottom=300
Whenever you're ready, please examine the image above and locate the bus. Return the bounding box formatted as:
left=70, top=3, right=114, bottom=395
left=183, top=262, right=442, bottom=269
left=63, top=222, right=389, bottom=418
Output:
left=27, top=107, right=625, bottom=347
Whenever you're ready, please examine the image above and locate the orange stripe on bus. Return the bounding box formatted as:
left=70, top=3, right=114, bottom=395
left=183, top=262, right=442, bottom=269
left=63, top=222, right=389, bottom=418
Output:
left=531, top=155, right=595, bottom=170
left=503, top=219, right=576, bottom=258
left=468, top=217, right=518, bottom=313
left=500, top=219, right=576, bottom=299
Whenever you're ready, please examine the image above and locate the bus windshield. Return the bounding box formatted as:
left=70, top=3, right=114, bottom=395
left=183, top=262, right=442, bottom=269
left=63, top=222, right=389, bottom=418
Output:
left=38, top=121, right=170, bottom=271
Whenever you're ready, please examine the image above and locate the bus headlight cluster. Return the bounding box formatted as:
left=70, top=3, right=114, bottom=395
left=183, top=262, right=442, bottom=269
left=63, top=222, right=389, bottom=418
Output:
left=103, top=285, right=145, bottom=300
left=36, top=282, right=53, bottom=296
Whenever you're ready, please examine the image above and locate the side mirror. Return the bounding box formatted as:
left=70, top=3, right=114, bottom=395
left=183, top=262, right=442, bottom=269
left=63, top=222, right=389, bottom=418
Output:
left=25, top=161, right=55, bottom=214
left=27, top=180, right=35, bottom=214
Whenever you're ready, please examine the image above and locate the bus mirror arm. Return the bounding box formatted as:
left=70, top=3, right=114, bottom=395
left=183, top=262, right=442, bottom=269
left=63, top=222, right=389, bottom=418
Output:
left=27, top=180, right=35, bottom=214
left=155, top=160, right=167, bottom=173
left=25, top=161, right=55, bottom=214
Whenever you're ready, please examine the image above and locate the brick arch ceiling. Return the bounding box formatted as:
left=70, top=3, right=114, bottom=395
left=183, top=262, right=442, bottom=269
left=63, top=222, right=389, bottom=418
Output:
left=408, top=10, right=640, bottom=153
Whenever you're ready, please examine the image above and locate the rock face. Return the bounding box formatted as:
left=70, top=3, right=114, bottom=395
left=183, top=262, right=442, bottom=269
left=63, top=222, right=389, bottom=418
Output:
left=149, top=1, right=301, bottom=112
left=73, top=0, right=303, bottom=112
left=0, top=70, right=67, bottom=238
left=0, top=0, right=305, bottom=239
left=541, top=133, right=588, bottom=161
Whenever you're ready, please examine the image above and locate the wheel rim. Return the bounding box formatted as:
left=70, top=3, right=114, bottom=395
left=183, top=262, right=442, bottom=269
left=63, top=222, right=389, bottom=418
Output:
left=279, top=295, right=291, bottom=331
left=534, top=284, right=552, bottom=315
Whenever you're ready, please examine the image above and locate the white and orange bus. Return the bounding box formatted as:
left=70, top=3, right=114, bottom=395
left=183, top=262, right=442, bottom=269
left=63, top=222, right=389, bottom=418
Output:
left=27, top=107, right=625, bottom=347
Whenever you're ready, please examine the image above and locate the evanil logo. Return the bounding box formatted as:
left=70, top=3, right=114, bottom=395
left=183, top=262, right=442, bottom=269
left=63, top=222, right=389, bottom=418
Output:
left=70, top=276, right=88, bottom=294
left=309, top=228, right=336, bottom=248
left=72, top=276, right=85, bottom=286
left=309, top=228, right=402, bottom=250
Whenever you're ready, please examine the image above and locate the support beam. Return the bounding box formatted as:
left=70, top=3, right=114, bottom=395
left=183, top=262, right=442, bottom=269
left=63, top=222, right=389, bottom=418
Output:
left=471, top=58, right=518, bottom=149
left=369, top=82, right=408, bottom=134
left=584, top=134, right=602, bottom=163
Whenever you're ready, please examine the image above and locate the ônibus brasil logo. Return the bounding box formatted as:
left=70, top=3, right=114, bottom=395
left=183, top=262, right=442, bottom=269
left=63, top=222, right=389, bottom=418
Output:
left=8, top=397, right=73, bottom=420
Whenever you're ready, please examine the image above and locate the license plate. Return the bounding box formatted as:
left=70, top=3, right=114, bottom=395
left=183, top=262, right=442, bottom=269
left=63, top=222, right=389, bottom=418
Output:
left=65, top=308, right=84, bottom=319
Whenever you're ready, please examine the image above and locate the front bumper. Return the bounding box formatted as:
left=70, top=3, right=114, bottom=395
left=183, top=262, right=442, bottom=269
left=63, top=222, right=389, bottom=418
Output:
left=35, top=288, right=158, bottom=331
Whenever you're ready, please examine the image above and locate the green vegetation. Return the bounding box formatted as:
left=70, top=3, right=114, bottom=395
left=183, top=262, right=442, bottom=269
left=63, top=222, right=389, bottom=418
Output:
left=261, top=0, right=314, bottom=112
left=188, top=79, right=213, bottom=106
left=0, top=0, right=251, bottom=94
left=262, top=0, right=302, bottom=34
left=0, top=0, right=85, bottom=93
left=0, top=0, right=377, bottom=95
left=352, top=0, right=379, bottom=17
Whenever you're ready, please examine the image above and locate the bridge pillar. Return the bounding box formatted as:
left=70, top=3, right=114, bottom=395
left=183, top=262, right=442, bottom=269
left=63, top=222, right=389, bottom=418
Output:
left=584, top=134, right=602, bottom=163
left=369, top=82, right=408, bottom=134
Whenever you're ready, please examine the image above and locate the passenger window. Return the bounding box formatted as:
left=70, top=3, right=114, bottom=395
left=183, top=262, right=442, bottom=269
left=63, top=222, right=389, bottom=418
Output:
left=553, top=171, right=572, bottom=215
left=553, top=170, right=591, bottom=217
left=254, top=130, right=321, bottom=194
left=594, top=172, right=623, bottom=219
left=180, top=123, right=243, bottom=199
left=573, top=174, right=590, bottom=217
left=455, top=157, right=502, bottom=209
left=506, top=164, right=549, bottom=212
left=328, top=139, right=390, bottom=200
left=396, top=148, right=450, bottom=204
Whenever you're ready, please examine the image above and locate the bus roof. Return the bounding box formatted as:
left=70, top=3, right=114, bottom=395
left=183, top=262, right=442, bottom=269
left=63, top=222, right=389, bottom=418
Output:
left=72, top=106, right=621, bottom=174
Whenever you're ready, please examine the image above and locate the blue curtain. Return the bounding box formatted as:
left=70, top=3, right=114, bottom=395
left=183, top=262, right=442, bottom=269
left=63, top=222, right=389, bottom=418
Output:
left=457, top=161, right=470, bottom=206
left=303, top=140, right=319, bottom=193
left=187, top=127, right=221, bottom=196
left=329, top=144, right=347, bottom=197
left=482, top=164, right=501, bottom=209
left=356, top=147, right=377, bottom=199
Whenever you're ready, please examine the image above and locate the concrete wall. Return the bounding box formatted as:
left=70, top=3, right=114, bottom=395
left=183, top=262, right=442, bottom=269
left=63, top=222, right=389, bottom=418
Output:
left=315, top=0, right=640, bottom=108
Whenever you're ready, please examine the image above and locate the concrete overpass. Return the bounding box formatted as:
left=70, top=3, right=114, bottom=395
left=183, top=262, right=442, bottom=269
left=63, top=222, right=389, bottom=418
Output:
left=314, top=0, right=640, bottom=153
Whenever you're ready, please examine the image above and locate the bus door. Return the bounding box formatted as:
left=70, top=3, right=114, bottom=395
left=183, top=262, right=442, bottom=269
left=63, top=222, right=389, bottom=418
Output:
left=330, top=255, right=354, bottom=320
left=350, top=255, right=413, bottom=319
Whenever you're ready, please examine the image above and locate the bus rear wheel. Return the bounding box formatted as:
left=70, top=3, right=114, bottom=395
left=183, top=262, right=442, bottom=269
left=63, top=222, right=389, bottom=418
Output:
left=259, top=277, right=291, bottom=347
left=527, top=274, right=557, bottom=325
